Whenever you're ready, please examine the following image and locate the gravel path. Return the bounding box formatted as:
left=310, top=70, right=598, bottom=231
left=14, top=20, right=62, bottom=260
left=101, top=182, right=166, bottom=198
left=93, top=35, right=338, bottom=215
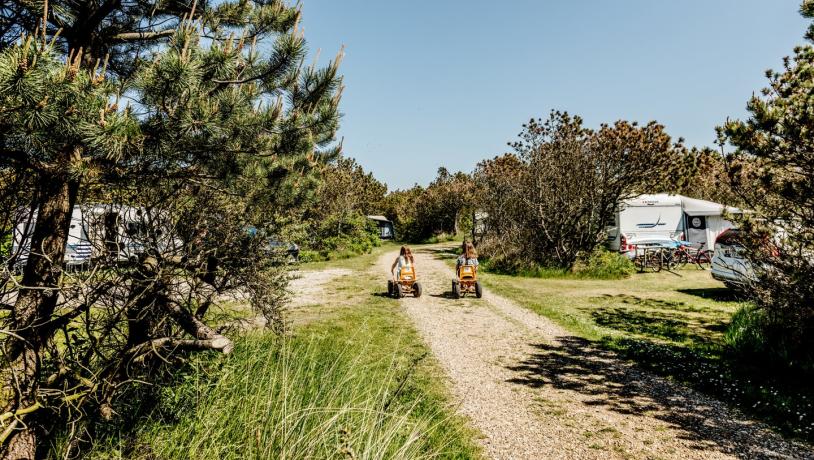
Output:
left=379, top=246, right=814, bottom=460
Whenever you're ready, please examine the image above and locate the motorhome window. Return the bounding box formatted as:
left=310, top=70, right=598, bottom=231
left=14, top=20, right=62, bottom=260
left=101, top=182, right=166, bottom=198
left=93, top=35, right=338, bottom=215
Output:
left=125, top=222, right=148, bottom=237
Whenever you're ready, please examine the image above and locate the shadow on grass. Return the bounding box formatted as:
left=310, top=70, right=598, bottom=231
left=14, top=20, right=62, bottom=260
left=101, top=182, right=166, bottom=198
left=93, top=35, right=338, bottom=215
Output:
left=677, top=287, right=742, bottom=302
left=588, top=306, right=721, bottom=344
left=506, top=336, right=814, bottom=452
left=421, top=246, right=459, bottom=260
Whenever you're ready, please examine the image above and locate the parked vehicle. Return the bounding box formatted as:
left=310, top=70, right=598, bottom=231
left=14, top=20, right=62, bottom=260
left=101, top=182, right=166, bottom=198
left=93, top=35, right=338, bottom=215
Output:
left=608, top=194, right=739, bottom=256
left=11, top=204, right=179, bottom=272
left=711, top=229, right=755, bottom=288
left=367, top=215, right=395, bottom=240
left=265, top=239, right=300, bottom=263
left=11, top=207, right=92, bottom=272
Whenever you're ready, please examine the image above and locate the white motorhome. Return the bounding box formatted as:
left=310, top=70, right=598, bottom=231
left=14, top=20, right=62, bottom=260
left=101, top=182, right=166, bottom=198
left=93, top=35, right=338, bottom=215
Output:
left=11, top=207, right=93, bottom=270
left=11, top=204, right=178, bottom=271
left=607, top=194, right=739, bottom=257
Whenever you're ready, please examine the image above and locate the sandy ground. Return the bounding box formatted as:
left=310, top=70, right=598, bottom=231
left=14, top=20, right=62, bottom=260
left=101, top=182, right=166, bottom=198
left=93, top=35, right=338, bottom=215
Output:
left=231, top=268, right=352, bottom=330
left=376, top=246, right=814, bottom=460
left=287, top=268, right=352, bottom=308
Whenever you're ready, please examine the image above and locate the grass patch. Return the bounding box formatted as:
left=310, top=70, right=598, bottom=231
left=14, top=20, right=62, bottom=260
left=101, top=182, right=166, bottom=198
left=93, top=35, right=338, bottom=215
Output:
left=71, top=245, right=481, bottom=459
left=432, top=244, right=814, bottom=443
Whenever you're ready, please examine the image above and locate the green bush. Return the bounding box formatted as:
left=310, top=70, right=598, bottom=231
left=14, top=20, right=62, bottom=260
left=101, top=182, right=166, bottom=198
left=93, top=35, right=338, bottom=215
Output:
left=304, top=214, right=381, bottom=261
left=724, top=304, right=767, bottom=357
left=481, top=246, right=634, bottom=280
left=572, top=247, right=636, bottom=279
left=725, top=304, right=814, bottom=372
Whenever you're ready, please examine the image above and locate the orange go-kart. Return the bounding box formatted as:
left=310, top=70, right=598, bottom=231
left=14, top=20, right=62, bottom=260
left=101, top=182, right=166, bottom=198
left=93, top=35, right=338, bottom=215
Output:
left=388, top=265, right=423, bottom=299
left=453, top=264, right=482, bottom=299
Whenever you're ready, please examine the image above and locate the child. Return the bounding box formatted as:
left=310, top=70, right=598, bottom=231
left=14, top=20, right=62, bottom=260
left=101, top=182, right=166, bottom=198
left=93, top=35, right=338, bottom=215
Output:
left=391, top=246, right=415, bottom=281
left=456, top=241, right=478, bottom=273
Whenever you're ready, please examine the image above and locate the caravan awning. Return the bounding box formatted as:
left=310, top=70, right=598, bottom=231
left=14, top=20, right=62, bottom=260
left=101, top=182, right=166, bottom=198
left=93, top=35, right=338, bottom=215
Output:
left=680, top=196, right=740, bottom=216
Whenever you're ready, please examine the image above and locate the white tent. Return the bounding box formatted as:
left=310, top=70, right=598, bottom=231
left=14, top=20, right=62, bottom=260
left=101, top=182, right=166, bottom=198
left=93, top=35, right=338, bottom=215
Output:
left=679, top=196, right=740, bottom=251
left=680, top=196, right=740, bottom=217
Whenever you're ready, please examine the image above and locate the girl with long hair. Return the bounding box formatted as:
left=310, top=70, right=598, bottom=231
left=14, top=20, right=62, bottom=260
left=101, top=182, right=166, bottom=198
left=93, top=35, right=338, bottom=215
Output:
left=391, top=246, right=415, bottom=281
left=456, top=241, right=479, bottom=271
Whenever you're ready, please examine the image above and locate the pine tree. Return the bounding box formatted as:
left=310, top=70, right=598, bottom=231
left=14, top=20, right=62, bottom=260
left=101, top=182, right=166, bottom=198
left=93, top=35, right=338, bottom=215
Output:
left=0, top=2, right=343, bottom=456
left=717, top=0, right=814, bottom=367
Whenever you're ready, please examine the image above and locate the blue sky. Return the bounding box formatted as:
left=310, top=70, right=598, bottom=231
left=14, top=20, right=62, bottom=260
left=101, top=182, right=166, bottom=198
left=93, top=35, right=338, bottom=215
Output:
left=299, top=1, right=808, bottom=190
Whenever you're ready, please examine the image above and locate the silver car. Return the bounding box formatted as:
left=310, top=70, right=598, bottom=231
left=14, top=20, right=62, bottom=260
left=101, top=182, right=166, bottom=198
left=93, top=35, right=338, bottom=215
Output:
left=711, top=229, right=754, bottom=288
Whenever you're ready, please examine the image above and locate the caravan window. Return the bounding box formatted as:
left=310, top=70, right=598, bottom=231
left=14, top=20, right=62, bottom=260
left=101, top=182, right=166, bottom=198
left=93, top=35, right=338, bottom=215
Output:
left=603, top=212, right=617, bottom=228
left=125, top=222, right=148, bottom=237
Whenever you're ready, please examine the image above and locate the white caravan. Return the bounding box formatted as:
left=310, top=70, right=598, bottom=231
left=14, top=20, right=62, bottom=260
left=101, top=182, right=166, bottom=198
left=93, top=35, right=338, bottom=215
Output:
left=11, top=204, right=178, bottom=271
left=607, top=194, right=739, bottom=257
left=11, top=207, right=93, bottom=270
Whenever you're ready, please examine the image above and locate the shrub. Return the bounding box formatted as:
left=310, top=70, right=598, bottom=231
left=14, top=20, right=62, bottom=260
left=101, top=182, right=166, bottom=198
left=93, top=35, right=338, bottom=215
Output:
left=724, top=304, right=766, bottom=357
left=305, top=214, right=380, bottom=261
left=573, top=247, right=636, bottom=279
left=480, top=245, right=634, bottom=280
left=725, top=304, right=814, bottom=372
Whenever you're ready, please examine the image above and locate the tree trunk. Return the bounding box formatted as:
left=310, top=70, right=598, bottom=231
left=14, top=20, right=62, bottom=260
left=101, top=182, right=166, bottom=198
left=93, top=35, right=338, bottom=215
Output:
left=2, top=173, right=78, bottom=460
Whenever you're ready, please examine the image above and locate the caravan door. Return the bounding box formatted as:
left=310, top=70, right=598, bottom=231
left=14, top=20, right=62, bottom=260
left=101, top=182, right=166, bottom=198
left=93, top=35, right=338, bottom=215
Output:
left=685, top=214, right=707, bottom=249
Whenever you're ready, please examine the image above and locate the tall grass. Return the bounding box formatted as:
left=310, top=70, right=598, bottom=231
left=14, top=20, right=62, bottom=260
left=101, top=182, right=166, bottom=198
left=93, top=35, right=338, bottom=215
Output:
left=75, top=331, right=474, bottom=459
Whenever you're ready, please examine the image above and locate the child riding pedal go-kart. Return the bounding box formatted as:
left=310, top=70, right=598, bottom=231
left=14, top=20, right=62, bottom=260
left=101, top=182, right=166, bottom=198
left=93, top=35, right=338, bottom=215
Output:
left=453, top=241, right=482, bottom=299
left=453, top=264, right=482, bottom=298
left=388, top=264, right=423, bottom=298
left=388, top=246, right=422, bottom=298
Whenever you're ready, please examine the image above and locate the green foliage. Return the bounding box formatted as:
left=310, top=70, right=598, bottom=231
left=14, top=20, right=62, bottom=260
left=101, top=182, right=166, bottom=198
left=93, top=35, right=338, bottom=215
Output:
left=481, top=247, right=634, bottom=280
left=383, top=168, right=474, bottom=243
left=717, top=2, right=814, bottom=368
left=475, top=112, right=688, bottom=269
left=573, top=247, right=636, bottom=279
left=0, top=3, right=346, bottom=455
left=724, top=304, right=767, bottom=358
left=289, top=157, right=387, bottom=259
left=305, top=209, right=381, bottom=261
left=0, top=232, right=10, bottom=259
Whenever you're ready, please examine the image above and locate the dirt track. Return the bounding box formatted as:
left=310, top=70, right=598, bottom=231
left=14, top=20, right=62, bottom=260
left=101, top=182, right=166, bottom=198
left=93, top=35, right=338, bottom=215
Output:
left=377, top=245, right=813, bottom=460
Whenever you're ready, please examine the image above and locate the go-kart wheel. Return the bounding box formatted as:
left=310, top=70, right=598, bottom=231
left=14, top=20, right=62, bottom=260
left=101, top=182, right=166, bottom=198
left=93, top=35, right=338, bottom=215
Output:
left=413, top=282, right=422, bottom=298
left=387, top=280, right=394, bottom=297
left=452, top=281, right=461, bottom=299
left=396, top=283, right=404, bottom=299
left=475, top=281, right=483, bottom=298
